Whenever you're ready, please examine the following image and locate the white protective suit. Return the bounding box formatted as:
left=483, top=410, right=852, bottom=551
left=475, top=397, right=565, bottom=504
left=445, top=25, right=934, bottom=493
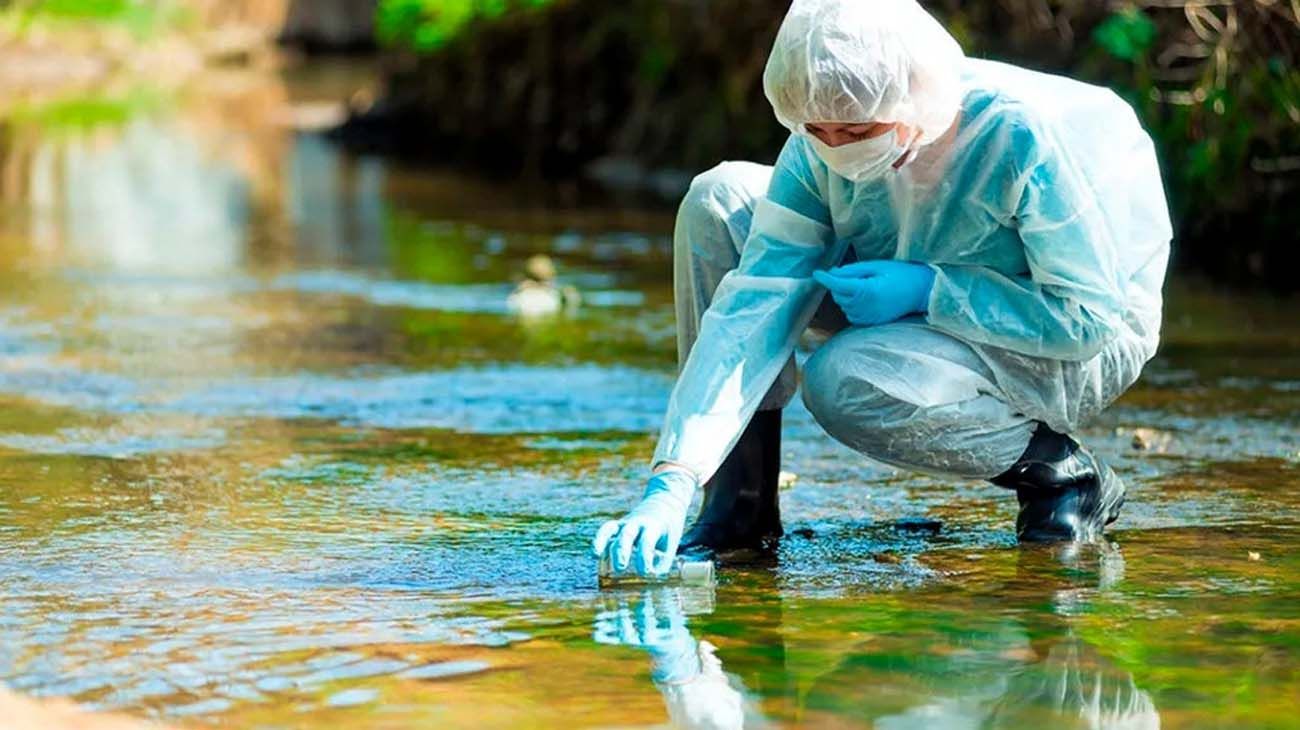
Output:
left=654, top=0, right=1171, bottom=481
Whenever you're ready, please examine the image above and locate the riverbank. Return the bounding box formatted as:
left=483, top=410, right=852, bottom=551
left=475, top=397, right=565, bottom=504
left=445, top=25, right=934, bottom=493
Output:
left=342, top=0, right=1300, bottom=291
left=0, top=688, right=173, bottom=730
left=0, top=0, right=379, bottom=117
left=0, top=3, right=277, bottom=108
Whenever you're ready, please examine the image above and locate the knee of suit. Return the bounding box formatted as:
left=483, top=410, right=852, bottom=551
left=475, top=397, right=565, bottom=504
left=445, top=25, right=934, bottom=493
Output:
left=674, top=162, right=764, bottom=262
left=801, top=336, right=910, bottom=440
left=685, top=161, right=760, bottom=198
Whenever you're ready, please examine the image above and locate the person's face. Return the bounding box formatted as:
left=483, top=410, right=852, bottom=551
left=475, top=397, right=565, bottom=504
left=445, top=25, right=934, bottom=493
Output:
left=803, top=121, right=902, bottom=148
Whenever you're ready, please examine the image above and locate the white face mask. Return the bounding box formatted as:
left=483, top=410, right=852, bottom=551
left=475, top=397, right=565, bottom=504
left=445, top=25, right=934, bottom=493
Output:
left=807, top=128, right=912, bottom=182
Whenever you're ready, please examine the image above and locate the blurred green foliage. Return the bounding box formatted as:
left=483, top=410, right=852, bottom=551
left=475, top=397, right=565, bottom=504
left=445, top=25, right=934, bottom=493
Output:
left=1092, top=7, right=1157, bottom=62
left=935, top=0, right=1299, bottom=283
left=1075, top=2, right=1299, bottom=284
left=366, top=0, right=1298, bottom=288
left=375, top=0, right=553, bottom=52
left=1, top=0, right=182, bottom=37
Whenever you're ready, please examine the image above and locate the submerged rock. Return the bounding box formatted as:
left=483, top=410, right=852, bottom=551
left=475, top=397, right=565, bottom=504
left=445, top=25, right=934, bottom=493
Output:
left=1120, top=426, right=1177, bottom=453
left=507, top=254, right=580, bottom=317
left=892, top=517, right=943, bottom=535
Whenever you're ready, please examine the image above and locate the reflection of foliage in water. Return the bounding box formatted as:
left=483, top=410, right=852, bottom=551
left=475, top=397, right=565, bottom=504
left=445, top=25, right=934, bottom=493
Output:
left=382, top=206, right=675, bottom=368
left=3, top=85, right=168, bottom=132
left=385, top=208, right=487, bottom=284
left=397, top=309, right=674, bottom=369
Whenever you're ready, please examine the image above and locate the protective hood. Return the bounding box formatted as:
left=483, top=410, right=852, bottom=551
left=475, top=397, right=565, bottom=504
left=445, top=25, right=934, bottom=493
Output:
left=763, top=0, right=966, bottom=145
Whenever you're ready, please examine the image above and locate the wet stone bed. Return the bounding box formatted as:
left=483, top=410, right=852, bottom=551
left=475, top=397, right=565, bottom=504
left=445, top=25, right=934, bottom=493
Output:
left=1, top=63, right=1299, bottom=728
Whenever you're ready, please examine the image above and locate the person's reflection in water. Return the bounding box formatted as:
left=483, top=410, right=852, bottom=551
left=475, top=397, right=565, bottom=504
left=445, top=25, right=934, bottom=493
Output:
left=868, top=543, right=1159, bottom=730
left=592, top=545, right=1158, bottom=728
left=983, top=634, right=1159, bottom=729
left=592, top=586, right=771, bottom=730
left=870, top=627, right=1158, bottom=730
left=982, top=543, right=1157, bottom=730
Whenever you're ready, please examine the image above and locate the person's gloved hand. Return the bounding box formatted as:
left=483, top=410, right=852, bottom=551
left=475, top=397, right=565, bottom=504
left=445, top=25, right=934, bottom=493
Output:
left=593, top=467, right=696, bottom=577
left=812, top=260, right=936, bottom=327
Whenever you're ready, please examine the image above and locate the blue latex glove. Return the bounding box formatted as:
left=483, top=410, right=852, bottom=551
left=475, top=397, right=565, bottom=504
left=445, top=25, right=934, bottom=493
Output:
left=593, top=468, right=696, bottom=577
left=812, top=260, right=936, bottom=327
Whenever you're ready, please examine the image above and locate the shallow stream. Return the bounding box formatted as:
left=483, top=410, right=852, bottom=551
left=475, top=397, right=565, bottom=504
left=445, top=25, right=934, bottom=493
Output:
left=1, top=61, right=1297, bottom=728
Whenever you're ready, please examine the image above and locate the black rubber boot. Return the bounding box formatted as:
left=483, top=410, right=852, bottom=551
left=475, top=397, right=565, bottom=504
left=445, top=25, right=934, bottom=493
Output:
left=991, top=423, right=1126, bottom=543
left=679, top=409, right=783, bottom=555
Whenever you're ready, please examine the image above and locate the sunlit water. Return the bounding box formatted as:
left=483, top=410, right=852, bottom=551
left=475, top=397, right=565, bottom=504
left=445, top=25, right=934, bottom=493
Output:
left=1, top=61, right=1298, bottom=729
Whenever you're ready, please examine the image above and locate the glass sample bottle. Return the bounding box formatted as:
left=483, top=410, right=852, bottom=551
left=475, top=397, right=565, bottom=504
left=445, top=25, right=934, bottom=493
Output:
left=597, top=555, right=716, bottom=587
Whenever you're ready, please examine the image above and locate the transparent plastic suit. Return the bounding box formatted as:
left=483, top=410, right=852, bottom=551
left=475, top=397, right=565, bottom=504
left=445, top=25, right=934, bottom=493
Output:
left=653, top=0, right=1171, bottom=482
